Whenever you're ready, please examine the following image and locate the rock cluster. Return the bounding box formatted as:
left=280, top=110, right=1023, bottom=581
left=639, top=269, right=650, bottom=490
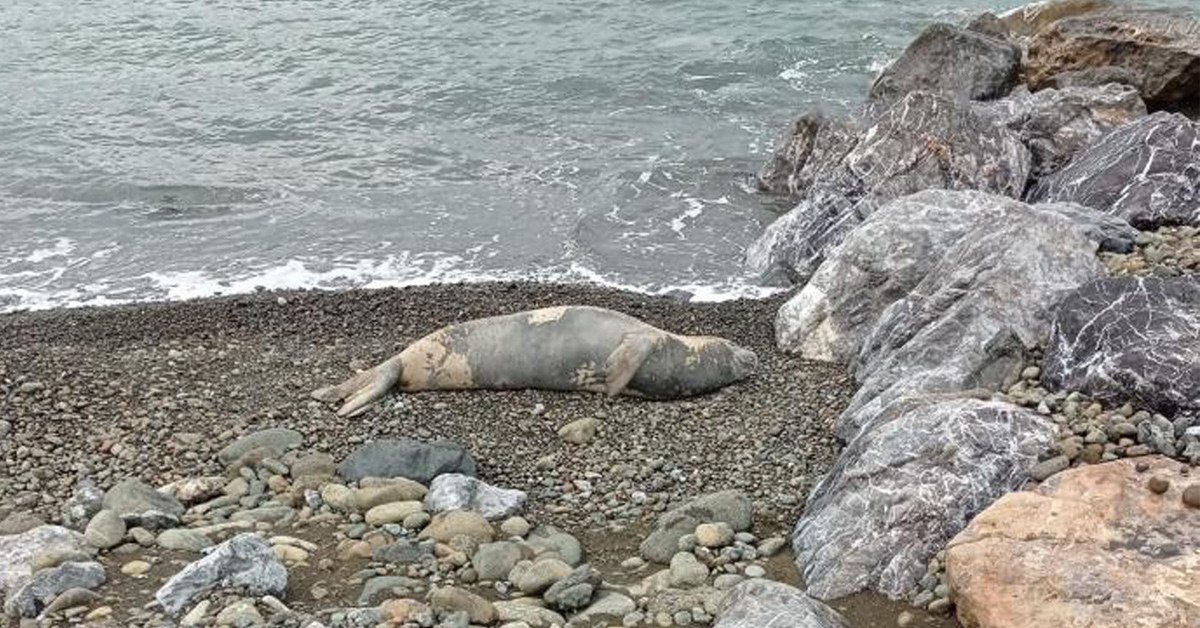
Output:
left=749, top=0, right=1200, bottom=622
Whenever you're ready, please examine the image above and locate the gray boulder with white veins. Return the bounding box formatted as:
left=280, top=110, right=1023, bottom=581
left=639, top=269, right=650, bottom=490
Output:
left=868, top=22, right=1021, bottom=107
left=837, top=199, right=1114, bottom=441
left=1042, top=276, right=1200, bottom=415
left=154, top=533, right=286, bottom=615
left=747, top=91, right=1030, bottom=283
left=424, top=473, right=527, bottom=520
left=0, top=526, right=88, bottom=598
left=756, top=112, right=860, bottom=198
left=713, top=579, right=849, bottom=628
left=774, top=190, right=1136, bottom=362
left=792, top=396, right=1055, bottom=601
left=1028, top=112, right=1200, bottom=228
left=979, top=83, right=1147, bottom=179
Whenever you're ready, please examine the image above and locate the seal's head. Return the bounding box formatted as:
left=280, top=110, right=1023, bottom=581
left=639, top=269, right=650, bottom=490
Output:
left=729, top=343, right=758, bottom=381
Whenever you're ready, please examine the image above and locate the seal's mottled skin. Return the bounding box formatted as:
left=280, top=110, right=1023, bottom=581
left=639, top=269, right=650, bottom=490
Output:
left=312, top=306, right=758, bottom=416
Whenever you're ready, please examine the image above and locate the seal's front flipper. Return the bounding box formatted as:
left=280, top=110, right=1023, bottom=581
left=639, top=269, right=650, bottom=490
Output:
left=310, top=355, right=403, bottom=417
left=603, top=332, right=658, bottom=397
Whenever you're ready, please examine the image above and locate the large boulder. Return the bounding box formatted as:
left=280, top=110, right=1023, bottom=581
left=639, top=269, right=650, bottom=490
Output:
left=154, top=533, right=286, bottom=615
left=1025, top=8, right=1200, bottom=112
left=339, top=439, right=477, bottom=484
left=1028, top=112, right=1200, bottom=229
left=747, top=91, right=1031, bottom=282
left=1042, top=276, right=1200, bottom=415
left=0, top=526, right=88, bottom=598
left=981, top=84, right=1146, bottom=179
left=775, top=190, right=1136, bottom=361
left=793, top=397, right=1055, bottom=601
left=838, top=197, right=1113, bottom=440
left=946, top=456, right=1200, bottom=628
left=713, top=580, right=849, bottom=628
left=868, top=23, right=1021, bottom=106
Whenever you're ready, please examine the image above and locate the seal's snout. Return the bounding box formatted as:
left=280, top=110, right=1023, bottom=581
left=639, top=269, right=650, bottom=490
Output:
left=731, top=345, right=758, bottom=380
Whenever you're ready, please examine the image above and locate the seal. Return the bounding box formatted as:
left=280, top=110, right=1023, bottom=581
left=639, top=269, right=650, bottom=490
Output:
left=311, top=305, right=758, bottom=416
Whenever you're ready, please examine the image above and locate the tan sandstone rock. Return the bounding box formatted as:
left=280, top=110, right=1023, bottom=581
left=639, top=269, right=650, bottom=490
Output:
left=945, top=456, right=1200, bottom=628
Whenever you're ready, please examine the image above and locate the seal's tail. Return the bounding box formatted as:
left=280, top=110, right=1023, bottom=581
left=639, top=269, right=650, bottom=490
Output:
left=310, top=355, right=403, bottom=417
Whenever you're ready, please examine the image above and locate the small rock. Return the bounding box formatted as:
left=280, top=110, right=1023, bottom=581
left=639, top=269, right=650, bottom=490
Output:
left=1184, top=485, right=1200, bottom=509
left=364, top=501, right=425, bottom=526
left=429, top=586, right=497, bottom=625
left=121, top=560, right=151, bottom=576
left=1030, top=455, right=1069, bottom=482
left=215, top=599, right=264, bottom=627
left=418, top=510, right=495, bottom=544
left=1149, top=475, right=1171, bottom=495
left=216, top=428, right=303, bottom=467
left=558, top=418, right=600, bottom=445
left=694, top=522, right=734, bottom=548
left=500, top=516, right=531, bottom=538
left=669, top=552, right=708, bottom=588
left=425, top=474, right=527, bottom=520
left=516, top=558, right=573, bottom=594
left=84, top=510, right=126, bottom=550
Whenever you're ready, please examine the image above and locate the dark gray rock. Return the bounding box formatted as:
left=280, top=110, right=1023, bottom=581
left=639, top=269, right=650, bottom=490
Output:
left=154, top=533, right=287, bottom=615
left=339, top=439, right=477, bottom=484
left=1025, top=9, right=1200, bottom=111
left=980, top=84, right=1147, bottom=179
left=543, top=564, right=599, bottom=612
left=713, top=579, right=849, bottom=628
left=372, top=539, right=433, bottom=566
left=639, top=490, right=752, bottom=564
left=756, top=112, right=860, bottom=198
left=868, top=23, right=1021, bottom=107
left=836, top=196, right=1114, bottom=440
left=102, top=478, right=184, bottom=530
left=216, top=428, right=303, bottom=467
left=1042, top=277, right=1200, bottom=415
left=1029, top=112, right=1200, bottom=228
left=748, top=91, right=1031, bottom=283
left=775, top=190, right=1136, bottom=363
left=3, top=561, right=105, bottom=618
left=793, top=397, right=1055, bottom=601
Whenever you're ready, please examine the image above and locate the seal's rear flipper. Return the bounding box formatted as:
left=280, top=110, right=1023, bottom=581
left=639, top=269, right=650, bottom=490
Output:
left=310, top=355, right=403, bottom=417
left=603, top=332, right=658, bottom=397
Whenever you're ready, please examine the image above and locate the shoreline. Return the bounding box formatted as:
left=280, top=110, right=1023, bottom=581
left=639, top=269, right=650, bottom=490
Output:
left=0, top=281, right=955, bottom=627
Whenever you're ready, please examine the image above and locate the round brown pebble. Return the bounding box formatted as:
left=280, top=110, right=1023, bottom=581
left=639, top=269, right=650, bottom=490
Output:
left=1183, top=485, right=1200, bottom=509
left=1148, top=475, right=1171, bottom=494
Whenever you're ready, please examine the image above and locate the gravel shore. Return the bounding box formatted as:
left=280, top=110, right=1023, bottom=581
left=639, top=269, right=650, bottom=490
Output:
left=0, top=282, right=966, bottom=627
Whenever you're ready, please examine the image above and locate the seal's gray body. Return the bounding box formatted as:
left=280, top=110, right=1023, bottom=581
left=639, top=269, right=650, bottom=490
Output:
left=313, top=306, right=758, bottom=416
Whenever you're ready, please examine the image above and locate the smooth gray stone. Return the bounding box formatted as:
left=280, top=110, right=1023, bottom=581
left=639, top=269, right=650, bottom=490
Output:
left=216, top=428, right=303, bottom=467
left=639, top=490, right=752, bottom=564
left=1029, top=112, right=1200, bottom=228
left=339, top=439, right=476, bottom=484
left=747, top=91, right=1031, bottom=283
left=102, top=478, right=184, bottom=529
left=836, top=196, right=1111, bottom=441
left=792, top=397, right=1054, bottom=601
left=526, top=526, right=585, bottom=567
left=774, top=190, right=1136, bottom=364
left=472, top=541, right=524, bottom=582
left=3, top=561, right=105, bottom=618
left=154, top=533, right=286, bottom=615
left=424, top=474, right=526, bottom=520
left=869, top=23, right=1021, bottom=107
left=713, top=579, right=849, bottom=628
left=1042, top=277, right=1200, bottom=415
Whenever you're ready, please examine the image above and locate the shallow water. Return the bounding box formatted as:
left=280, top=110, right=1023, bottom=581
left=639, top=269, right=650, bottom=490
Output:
left=0, top=0, right=1190, bottom=311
